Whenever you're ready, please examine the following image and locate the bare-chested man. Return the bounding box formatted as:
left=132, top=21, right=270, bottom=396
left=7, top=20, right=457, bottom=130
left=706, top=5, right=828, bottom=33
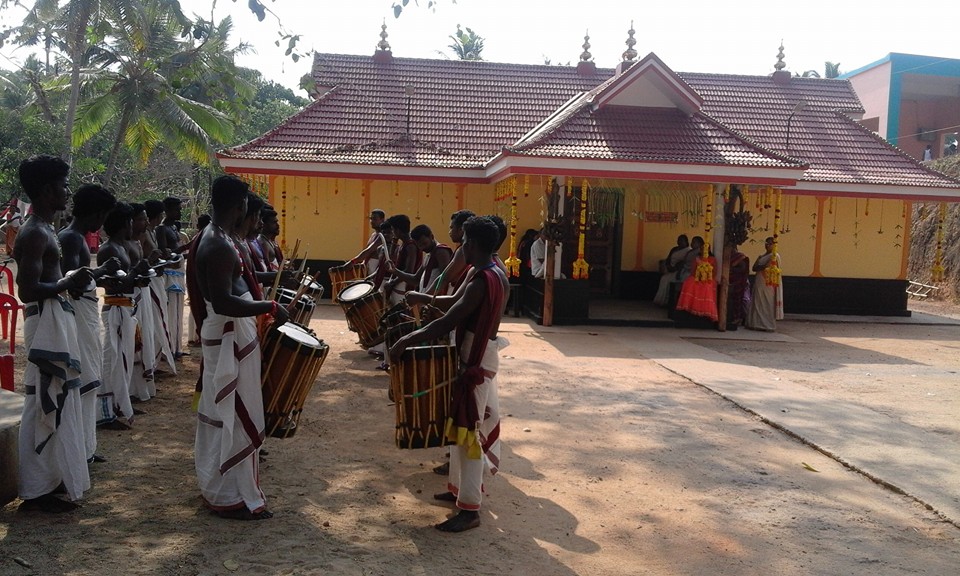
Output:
left=390, top=216, right=509, bottom=533
left=97, top=202, right=149, bottom=429
left=14, top=155, right=95, bottom=512
left=433, top=209, right=475, bottom=295
left=192, top=175, right=288, bottom=520
left=59, top=184, right=121, bottom=462
left=157, top=196, right=187, bottom=358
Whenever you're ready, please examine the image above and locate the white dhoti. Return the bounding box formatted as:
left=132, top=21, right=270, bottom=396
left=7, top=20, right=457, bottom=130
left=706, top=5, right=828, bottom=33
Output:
left=447, top=330, right=501, bottom=511
left=101, top=295, right=136, bottom=423
left=149, top=276, right=176, bottom=374
left=195, top=294, right=266, bottom=512
left=164, top=268, right=186, bottom=356
left=19, top=297, right=89, bottom=501
left=72, top=290, right=103, bottom=460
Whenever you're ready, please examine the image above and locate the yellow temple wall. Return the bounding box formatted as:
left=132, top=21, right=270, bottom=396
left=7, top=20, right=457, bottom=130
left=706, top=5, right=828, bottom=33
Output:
left=263, top=175, right=909, bottom=282
left=817, top=197, right=908, bottom=280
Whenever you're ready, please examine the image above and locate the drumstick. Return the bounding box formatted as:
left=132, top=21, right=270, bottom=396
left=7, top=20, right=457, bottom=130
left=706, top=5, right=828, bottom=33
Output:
left=297, top=250, right=308, bottom=277
left=290, top=239, right=301, bottom=261
left=285, top=268, right=312, bottom=312
left=269, top=259, right=286, bottom=299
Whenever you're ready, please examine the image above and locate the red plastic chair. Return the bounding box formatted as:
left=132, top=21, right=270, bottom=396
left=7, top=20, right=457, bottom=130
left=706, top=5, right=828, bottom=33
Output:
left=0, top=260, right=13, bottom=295
left=0, top=292, right=20, bottom=391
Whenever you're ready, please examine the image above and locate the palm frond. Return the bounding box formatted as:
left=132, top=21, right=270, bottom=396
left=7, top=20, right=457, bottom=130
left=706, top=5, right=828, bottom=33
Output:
left=73, top=92, right=119, bottom=146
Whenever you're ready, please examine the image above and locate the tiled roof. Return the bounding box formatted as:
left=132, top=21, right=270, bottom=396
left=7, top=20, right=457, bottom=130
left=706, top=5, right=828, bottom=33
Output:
left=225, top=54, right=608, bottom=169
left=681, top=73, right=959, bottom=188
left=220, top=53, right=960, bottom=190
left=509, top=99, right=803, bottom=168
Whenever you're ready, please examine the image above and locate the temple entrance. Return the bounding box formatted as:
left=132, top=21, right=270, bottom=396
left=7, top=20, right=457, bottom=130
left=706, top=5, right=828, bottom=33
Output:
left=562, top=187, right=623, bottom=295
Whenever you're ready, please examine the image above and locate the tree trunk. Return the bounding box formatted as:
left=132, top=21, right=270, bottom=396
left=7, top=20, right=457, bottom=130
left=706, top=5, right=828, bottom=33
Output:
left=62, top=6, right=92, bottom=163
left=104, top=110, right=131, bottom=187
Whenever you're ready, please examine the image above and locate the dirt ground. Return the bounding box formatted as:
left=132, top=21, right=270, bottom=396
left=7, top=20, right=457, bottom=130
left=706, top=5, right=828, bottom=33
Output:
left=1, top=299, right=960, bottom=576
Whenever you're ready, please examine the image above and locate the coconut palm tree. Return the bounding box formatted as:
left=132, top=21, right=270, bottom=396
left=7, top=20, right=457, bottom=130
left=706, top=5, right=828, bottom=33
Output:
left=69, top=0, right=233, bottom=186
left=447, top=24, right=484, bottom=61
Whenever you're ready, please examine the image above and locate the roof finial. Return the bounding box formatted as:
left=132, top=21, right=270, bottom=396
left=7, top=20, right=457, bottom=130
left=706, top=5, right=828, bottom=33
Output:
left=622, top=21, right=638, bottom=62
left=774, top=40, right=786, bottom=71
left=580, top=30, right=592, bottom=62
left=377, top=19, right=391, bottom=52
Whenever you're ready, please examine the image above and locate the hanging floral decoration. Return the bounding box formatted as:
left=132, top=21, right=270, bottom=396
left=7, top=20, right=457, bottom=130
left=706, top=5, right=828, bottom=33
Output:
left=932, top=202, right=946, bottom=282
left=504, top=177, right=523, bottom=277
left=571, top=179, right=590, bottom=279
left=764, top=189, right=783, bottom=287
left=695, top=185, right=714, bottom=282
left=280, top=176, right=288, bottom=252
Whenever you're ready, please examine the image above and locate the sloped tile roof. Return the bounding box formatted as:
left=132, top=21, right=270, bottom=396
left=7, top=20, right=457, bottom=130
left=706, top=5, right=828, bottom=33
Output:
left=220, top=53, right=960, bottom=190
left=680, top=73, right=959, bottom=188
left=509, top=99, right=803, bottom=168
left=224, top=54, right=609, bottom=169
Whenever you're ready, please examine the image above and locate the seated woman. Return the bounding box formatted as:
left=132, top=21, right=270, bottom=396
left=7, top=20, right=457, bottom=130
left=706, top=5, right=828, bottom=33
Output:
left=675, top=236, right=718, bottom=322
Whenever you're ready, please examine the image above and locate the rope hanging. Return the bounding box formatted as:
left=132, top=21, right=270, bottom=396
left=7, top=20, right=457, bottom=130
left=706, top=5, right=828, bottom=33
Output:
left=572, top=179, right=590, bottom=279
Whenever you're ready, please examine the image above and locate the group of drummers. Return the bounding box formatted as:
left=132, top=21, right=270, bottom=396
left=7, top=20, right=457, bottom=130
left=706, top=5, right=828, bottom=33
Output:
left=330, top=207, right=511, bottom=532
left=14, top=158, right=510, bottom=532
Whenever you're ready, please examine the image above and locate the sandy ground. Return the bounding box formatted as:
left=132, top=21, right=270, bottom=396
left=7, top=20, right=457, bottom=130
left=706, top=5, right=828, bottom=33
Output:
left=1, top=298, right=960, bottom=575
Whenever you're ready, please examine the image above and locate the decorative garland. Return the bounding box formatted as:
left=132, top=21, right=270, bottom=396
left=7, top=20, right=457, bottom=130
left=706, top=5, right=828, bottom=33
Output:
left=764, top=189, right=783, bottom=286
left=504, top=176, right=523, bottom=277
left=572, top=178, right=590, bottom=279
left=695, top=185, right=714, bottom=281
left=932, top=202, right=946, bottom=282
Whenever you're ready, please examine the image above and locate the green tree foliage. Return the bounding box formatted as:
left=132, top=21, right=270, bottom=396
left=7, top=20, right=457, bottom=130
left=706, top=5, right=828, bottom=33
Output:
left=64, top=0, right=235, bottom=185
left=447, top=24, right=483, bottom=61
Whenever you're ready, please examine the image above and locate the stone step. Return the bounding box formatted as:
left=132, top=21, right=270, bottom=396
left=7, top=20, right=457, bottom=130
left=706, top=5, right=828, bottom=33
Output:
left=0, top=389, right=24, bottom=506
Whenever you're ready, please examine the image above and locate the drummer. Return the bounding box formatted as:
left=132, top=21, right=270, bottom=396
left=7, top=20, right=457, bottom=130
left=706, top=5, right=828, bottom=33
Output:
left=385, top=224, right=453, bottom=294
left=258, top=208, right=283, bottom=271
left=381, top=214, right=420, bottom=306
left=351, top=209, right=386, bottom=276
left=192, top=174, right=289, bottom=521
left=432, top=209, right=475, bottom=296
left=389, top=216, right=509, bottom=533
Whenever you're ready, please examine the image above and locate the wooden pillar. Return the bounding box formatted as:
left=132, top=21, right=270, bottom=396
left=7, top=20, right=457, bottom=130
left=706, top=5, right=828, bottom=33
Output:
left=716, top=184, right=729, bottom=332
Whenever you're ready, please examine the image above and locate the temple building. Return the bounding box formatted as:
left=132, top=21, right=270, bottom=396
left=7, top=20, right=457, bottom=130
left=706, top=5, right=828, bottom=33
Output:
left=218, top=25, right=960, bottom=324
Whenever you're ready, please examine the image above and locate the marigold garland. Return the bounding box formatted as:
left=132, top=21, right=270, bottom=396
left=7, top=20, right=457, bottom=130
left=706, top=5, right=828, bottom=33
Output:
left=695, top=185, right=714, bottom=281
left=504, top=176, right=524, bottom=277
left=765, top=189, right=783, bottom=286
left=571, top=179, right=590, bottom=279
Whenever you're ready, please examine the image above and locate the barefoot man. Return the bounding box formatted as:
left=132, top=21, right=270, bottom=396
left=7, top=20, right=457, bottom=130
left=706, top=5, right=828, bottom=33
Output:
left=14, top=155, right=95, bottom=512
left=59, top=184, right=121, bottom=462
left=390, top=216, right=508, bottom=532
left=192, top=175, right=288, bottom=520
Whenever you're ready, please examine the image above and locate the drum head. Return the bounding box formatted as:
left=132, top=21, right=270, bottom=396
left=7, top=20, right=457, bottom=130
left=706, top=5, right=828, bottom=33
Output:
left=302, top=278, right=322, bottom=290
left=338, top=281, right=373, bottom=302
left=278, top=323, right=321, bottom=347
